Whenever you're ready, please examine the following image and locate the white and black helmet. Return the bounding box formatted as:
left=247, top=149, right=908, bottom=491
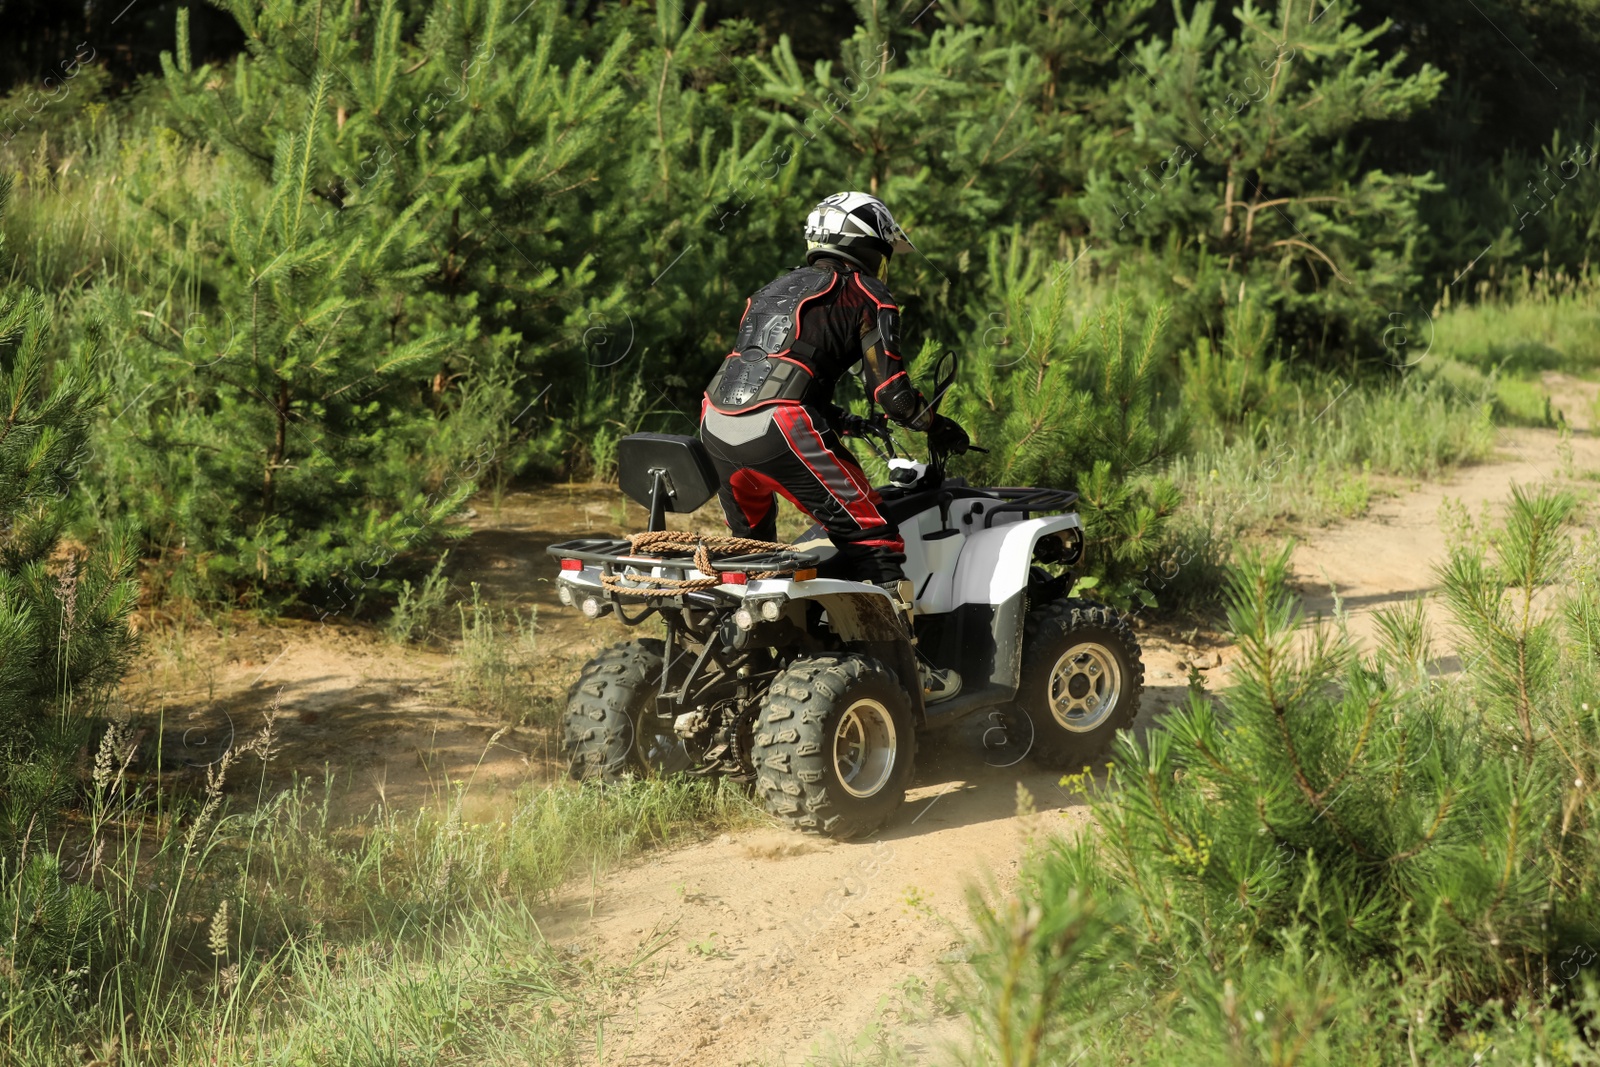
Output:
left=803, top=191, right=914, bottom=280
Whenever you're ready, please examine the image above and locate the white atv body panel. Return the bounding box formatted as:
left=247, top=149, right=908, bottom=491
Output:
left=951, top=514, right=1081, bottom=607
left=894, top=497, right=1084, bottom=702
left=895, top=497, right=1082, bottom=613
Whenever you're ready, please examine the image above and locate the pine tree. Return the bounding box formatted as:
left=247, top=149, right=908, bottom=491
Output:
left=158, top=0, right=779, bottom=471
left=936, top=263, right=1184, bottom=604
left=98, top=75, right=469, bottom=603
left=1079, top=489, right=1597, bottom=1008
left=1082, top=0, right=1446, bottom=359
left=960, top=495, right=1600, bottom=1060
left=0, top=177, right=137, bottom=841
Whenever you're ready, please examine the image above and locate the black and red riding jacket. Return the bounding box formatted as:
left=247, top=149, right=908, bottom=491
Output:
left=703, top=256, right=933, bottom=430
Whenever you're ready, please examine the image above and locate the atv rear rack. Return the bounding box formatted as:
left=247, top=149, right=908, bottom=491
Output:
left=547, top=536, right=824, bottom=615
left=548, top=536, right=821, bottom=575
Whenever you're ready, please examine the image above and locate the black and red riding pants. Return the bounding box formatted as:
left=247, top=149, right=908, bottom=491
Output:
left=699, top=401, right=906, bottom=584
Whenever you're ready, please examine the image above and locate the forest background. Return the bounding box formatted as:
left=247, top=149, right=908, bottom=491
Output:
left=3, top=0, right=1597, bottom=607
left=2, top=0, right=1600, bottom=1063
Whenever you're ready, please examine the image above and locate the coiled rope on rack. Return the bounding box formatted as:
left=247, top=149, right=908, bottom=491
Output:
left=599, top=531, right=800, bottom=594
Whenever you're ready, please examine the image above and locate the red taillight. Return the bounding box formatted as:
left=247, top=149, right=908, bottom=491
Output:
left=560, top=558, right=583, bottom=571
left=723, top=571, right=748, bottom=585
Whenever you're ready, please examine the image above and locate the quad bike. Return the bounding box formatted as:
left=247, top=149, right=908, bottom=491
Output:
left=548, top=356, right=1143, bottom=839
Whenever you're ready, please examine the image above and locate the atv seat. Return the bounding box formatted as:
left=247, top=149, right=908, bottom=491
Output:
left=876, top=485, right=992, bottom=527
left=876, top=488, right=943, bottom=527
left=792, top=528, right=838, bottom=563
left=795, top=486, right=997, bottom=573
left=795, top=527, right=881, bottom=581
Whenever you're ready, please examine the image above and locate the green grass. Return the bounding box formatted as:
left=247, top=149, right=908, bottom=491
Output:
left=1142, top=271, right=1596, bottom=614
left=1417, top=268, right=1600, bottom=425
left=2, top=88, right=221, bottom=307
left=386, top=552, right=456, bottom=644
left=1151, top=370, right=1497, bottom=611
left=450, top=583, right=543, bottom=724
left=1430, top=267, right=1600, bottom=376
left=1, top=719, right=760, bottom=1063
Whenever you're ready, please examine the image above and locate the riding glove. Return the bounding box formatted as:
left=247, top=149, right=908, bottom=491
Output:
left=928, top=414, right=970, bottom=455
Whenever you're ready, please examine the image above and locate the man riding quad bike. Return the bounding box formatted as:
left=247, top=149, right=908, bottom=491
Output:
left=699, top=191, right=968, bottom=703
left=548, top=194, right=1144, bottom=839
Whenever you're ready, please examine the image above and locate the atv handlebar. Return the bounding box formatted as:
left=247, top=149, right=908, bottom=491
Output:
left=846, top=410, right=982, bottom=491
left=842, top=351, right=982, bottom=480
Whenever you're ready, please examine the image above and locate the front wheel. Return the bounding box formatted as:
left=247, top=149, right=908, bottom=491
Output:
left=564, top=640, right=693, bottom=782
left=750, top=654, right=915, bottom=839
left=1013, top=599, right=1144, bottom=770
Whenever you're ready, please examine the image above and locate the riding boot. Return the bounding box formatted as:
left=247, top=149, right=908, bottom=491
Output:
left=880, top=580, right=962, bottom=704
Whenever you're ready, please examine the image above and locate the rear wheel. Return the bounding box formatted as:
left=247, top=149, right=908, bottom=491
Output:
left=750, top=654, right=914, bottom=839
left=564, top=640, right=693, bottom=781
left=1014, top=599, right=1143, bottom=770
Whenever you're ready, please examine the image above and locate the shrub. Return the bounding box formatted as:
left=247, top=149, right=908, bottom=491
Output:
left=385, top=551, right=453, bottom=644
left=938, top=277, right=1186, bottom=607
left=1177, top=294, right=1287, bottom=444
left=90, top=77, right=476, bottom=607
left=0, top=177, right=137, bottom=989
left=960, top=485, right=1600, bottom=1063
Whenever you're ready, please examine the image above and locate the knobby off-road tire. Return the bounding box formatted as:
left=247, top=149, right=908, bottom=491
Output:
left=564, top=639, right=692, bottom=782
left=750, top=654, right=915, bottom=840
left=1014, top=599, right=1144, bottom=770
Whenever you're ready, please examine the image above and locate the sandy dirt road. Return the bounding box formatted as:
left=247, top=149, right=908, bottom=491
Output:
left=119, top=488, right=725, bottom=816
left=545, top=420, right=1599, bottom=1067
left=1290, top=422, right=1600, bottom=651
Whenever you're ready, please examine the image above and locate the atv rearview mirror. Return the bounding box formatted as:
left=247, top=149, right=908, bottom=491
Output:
left=929, top=351, right=958, bottom=412
left=617, top=433, right=720, bottom=531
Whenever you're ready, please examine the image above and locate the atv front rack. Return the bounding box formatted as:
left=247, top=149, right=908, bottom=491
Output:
left=977, top=487, right=1079, bottom=528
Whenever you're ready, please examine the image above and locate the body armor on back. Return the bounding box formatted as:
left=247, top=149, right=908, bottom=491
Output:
left=705, top=266, right=838, bottom=413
